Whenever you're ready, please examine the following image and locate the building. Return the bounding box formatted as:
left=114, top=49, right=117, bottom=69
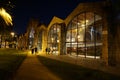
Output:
left=45, top=2, right=109, bottom=66
left=18, top=1, right=120, bottom=71
left=47, top=16, right=65, bottom=55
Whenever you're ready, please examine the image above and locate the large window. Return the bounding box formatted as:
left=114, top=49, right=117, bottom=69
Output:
left=47, top=24, right=61, bottom=55
left=37, top=31, right=42, bottom=51
left=29, top=27, right=35, bottom=49
left=66, top=12, right=102, bottom=58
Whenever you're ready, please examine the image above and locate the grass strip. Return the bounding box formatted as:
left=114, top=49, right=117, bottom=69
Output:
left=0, top=49, right=27, bottom=80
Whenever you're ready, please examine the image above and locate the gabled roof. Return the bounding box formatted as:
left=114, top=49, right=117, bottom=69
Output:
left=38, top=24, right=47, bottom=31
left=64, top=2, right=105, bottom=26
left=47, top=16, right=63, bottom=31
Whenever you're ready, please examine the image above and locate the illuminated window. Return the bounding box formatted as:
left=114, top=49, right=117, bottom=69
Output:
left=47, top=24, right=61, bottom=55
left=37, top=31, right=42, bottom=50
left=29, top=28, right=35, bottom=38
left=29, top=28, right=35, bottom=49
left=66, top=12, right=102, bottom=59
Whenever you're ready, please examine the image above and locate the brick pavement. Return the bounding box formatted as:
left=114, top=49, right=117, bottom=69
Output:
left=13, top=55, right=61, bottom=80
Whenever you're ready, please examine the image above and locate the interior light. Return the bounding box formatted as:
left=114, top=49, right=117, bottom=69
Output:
left=77, top=35, right=80, bottom=38
left=86, top=20, right=89, bottom=23
left=57, top=40, right=59, bottom=43
left=72, top=38, right=75, bottom=42
left=77, top=22, right=80, bottom=25
left=81, top=24, right=85, bottom=27
left=51, top=38, right=54, bottom=41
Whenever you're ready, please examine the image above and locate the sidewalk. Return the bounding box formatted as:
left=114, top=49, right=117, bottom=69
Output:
left=13, top=55, right=61, bottom=80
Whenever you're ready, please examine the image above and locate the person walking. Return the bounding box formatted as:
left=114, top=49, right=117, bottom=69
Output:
left=31, top=48, right=34, bottom=54
left=46, top=48, right=48, bottom=55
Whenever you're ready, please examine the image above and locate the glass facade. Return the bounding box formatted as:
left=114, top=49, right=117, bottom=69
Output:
left=29, top=27, right=35, bottom=49
left=37, top=31, right=42, bottom=51
left=66, top=12, right=102, bottom=58
left=47, top=24, right=61, bottom=55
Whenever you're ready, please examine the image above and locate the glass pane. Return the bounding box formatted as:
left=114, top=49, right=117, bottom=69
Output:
left=66, top=30, right=71, bottom=42
left=38, top=31, right=42, bottom=50
left=47, top=24, right=61, bottom=55
left=66, top=12, right=102, bottom=58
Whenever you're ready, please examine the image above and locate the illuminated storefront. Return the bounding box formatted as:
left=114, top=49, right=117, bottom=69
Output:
left=47, top=23, right=61, bottom=55
left=66, top=12, right=102, bottom=58
left=47, top=16, right=64, bottom=55
left=28, top=27, right=35, bottom=49
left=63, top=2, right=109, bottom=64
left=22, top=1, right=120, bottom=70
left=37, top=31, right=42, bottom=51
left=37, top=25, right=47, bottom=53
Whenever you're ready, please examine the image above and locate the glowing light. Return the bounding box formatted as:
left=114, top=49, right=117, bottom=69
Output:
left=86, top=20, right=89, bottom=23
left=51, top=38, right=53, bottom=40
left=72, top=38, right=75, bottom=42
left=11, top=32, right=15, bottom=36
left=57, top=40, right=59, bottom=43
left=73, top=47, right=76, bottom=49
left=77, top=35, right=80, bottom=38
left=28, top=50, right=31, bottom=54
left=0, top=8, right=13, bottom=26
left=81, top=24, right=85, bottom=27
left=77, top=22, right=80, bottom=25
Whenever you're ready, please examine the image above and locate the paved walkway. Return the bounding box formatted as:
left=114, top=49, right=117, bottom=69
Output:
left=13, top=55, right=61, bottom=80
left=13, top=54, right=120, bottom=80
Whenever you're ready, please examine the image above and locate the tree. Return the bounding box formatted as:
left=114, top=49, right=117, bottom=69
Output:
left=0, top=0, right=14, bottom=48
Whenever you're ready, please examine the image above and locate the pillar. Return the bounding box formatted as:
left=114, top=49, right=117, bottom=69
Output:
left=60, top=23, right=66, bottom=55
left=102, top=17, right=108, bottom=66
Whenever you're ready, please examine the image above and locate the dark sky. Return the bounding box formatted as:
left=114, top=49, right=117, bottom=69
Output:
left=12, top=0, right=105, bottom=34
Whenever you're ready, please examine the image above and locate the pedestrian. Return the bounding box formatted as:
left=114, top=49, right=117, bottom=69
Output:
left=35, top=47, right=37, bottom=53
left=46, top=48, right=48, bottom=55
left=31, top=48, right=34, bottom=54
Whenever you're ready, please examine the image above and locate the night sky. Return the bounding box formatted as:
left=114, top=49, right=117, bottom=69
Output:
left=12, top=0, right=105, bottom=34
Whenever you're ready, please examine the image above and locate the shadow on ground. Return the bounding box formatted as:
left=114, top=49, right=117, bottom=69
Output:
left=37, top=56, right=120, bottom=80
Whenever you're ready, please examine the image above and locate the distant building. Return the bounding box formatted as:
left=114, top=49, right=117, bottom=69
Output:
left=17, top=33, right=27, bottom=50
